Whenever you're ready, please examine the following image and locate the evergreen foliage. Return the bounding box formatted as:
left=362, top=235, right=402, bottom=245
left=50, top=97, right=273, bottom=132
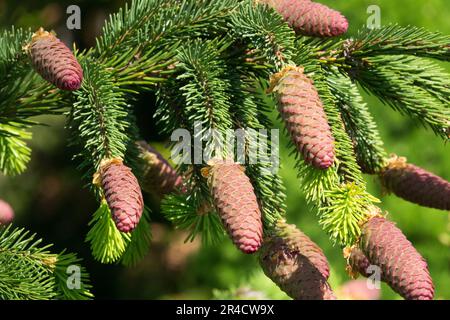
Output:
left=0, top=0, right=449, bottom=299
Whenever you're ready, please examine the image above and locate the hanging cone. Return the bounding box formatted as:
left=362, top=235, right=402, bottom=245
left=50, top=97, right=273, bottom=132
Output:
left=380, top=155, right=450, bottom=211
left=257, top=0, right=348, bottom=37
left=204, top=158, right=263, bottom=254
left=269, top=66, right=335, bottom=169
left=28, top=28, right=83, bottom=90
left=0, top=199, right=14, bottom=226
left=259, top=220, right=335, bottom=300
left=360, top=215, right=434, bottom=300
left=97, top=158, right=144, bottom=233
left=136, top=141, right=185, bottom=199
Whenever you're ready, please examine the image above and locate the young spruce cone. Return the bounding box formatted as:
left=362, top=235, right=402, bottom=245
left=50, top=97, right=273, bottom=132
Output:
left=380, top=155, right=450, bottom=211
left=0, top=199, right=14, bottom=226
left=269, top=66, right=335, bottom=169
left=204, top=159, right=263, bottom=254
left=28, top=28, right=83, bottom=90
left=360, top=216, right=434, bottom=300
left=257, top=0, right=348, bottom=37
left=136, top=141, right=184, bottom=199
left=259, top=220, right=336, bottom=300
left=98, top=158, right=144, bottom=233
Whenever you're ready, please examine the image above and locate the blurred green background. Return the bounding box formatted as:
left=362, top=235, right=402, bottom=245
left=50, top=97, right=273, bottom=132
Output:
left=0, top=0, right=448, bottom=300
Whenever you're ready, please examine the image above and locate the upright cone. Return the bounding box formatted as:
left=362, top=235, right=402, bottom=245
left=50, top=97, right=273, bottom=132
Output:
left=98, top=158, right=144, bottom=233
left=205, top=159, right=263, bottom=254
left=360, top=216, right=434, bottom=300
left=259, top=220, right=335, bottom=300
left=136, top=141, right=184, bottom=199
left=380, top=155, right=450, bottom=210
left=269, top=66, right=334, bottom=169
left=28, top=28, right=83, bottom=90
left=257, top=0, right=348, bottom=37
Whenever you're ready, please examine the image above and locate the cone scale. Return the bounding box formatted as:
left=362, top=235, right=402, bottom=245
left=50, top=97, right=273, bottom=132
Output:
left=204, top=159, right=263, bottom=254
left=137, top=141, right=184, bottom=198
left=259, top=221, right=335, bottom=300
left=269, top=66, right=335, bottom=169
left=359, top=216, right=434, bottom=300
left=28, top=28, right=83, bottom=91
left=380, top=155, right=450, bottom=211
left=258, top=0, right=348, bottom=37
left=97, top=158, right=144, bottom=233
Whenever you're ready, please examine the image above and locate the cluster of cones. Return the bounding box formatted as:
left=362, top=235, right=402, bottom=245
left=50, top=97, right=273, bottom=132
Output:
left=19, top=1, right=449, bottom=300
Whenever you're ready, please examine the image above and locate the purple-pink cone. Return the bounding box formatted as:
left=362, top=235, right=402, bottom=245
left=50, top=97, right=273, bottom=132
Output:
left=0, top=199, right=14, bottom=225
left=258, top=0, right=348, bottom=37
left=360, top=216, right=434, bottom=300
left=269, top=66, right=335, bottom=169
left=29, top=28, right=83, bottom=91
left=259, top=220, right=336, bottom=300
left=99, top=158, right=144, bottom=233
left=204, top=159, right=263, bottom=254
left=136, top=141, right=185, bottom=199
left=380, top=155, right=450, bottom=211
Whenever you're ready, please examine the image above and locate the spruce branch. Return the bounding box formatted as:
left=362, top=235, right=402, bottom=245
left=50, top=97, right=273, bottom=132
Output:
left=162, top=191, right=225, bottom=245
left=345, top=55, right=450, bottom=139
left=85, top=200, right=131, bottom=264
left=345, top=25, right=450, bottom=61
left=0, top=225, right=92, bottom=300
left=68, top=58, right=135, bottom=184
left=327, top=71, right=387, bottom=174
left=230, top=0, right=296, bottom=70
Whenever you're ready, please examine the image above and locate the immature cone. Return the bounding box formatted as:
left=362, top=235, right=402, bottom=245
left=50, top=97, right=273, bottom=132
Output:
left=28, top=28, right=83, bottom=90
left=380, top=155, right=450, bottom=211
left=136, top=141, right=184, bottom=198
left=98, top=158, right=144, bottom=233
left=360, top=216, right=434, bottom=300
left=269, top=66, right=335, bottom=169
left=259, top=220, right=336, bottom=300
left=258, top=0, right=348, bottom=37
left=0, top=199, right=15, bottom=226
left=205, top=159, right=263, bottom=254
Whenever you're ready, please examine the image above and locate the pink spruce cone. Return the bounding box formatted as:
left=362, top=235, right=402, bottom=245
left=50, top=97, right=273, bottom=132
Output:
left=269, top=66, right=335, bottom=169
left=205, top=159, right=263, bottom=254
left=259, top=220, right=335, bottom=300
left=98, top=158, right=144, bottom=233
left=0, top=199, right=15, bottom=226
left=258, top=0, right=348, bottom=37
left=360, top=216, right=434, bottom=300
left=380, top=155, right=450, bottom=211
left=29, top=28, right=83, bottom=90
left=136, top=141, right=185, bottom=198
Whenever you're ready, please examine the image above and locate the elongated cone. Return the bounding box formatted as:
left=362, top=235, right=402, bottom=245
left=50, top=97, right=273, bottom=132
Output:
left=28, top=28, right=83, bottom=90
left=136, top=141, right=184, bottom=198
left=98, top=158, right=144, bottom=233
left=259, top=220, right=336, bottom=300
left=380, top=155, right=450, bottom=211
left=360, top=216, right=434, bottom=300
left=0, top=199, right=14, bottom=225
left=257, top=0, right=348, bottom=37
left=205, top=159, right=263, bottom=254
left=269, top=66, right=334, bottom=169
